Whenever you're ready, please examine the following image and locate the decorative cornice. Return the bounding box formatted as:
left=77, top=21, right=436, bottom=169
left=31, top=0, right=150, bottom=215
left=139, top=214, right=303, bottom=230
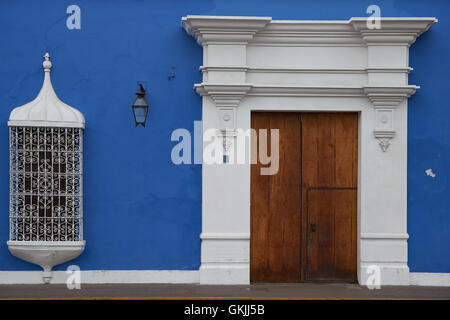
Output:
left=182, top=16, right=437, bottom=46
left=350, top=17, right=437, bottom=46
left=249, top=85, right=364, bottom=97
left=201, top=66, right=413, bottom=74
left=195, top=83, right=367, bottom=98
left=252, top=20, right=363, bottom=45
left=194, top=83, right=252, bottom=108
left=363, top=85, right=419, bottom=107
left=195, top=83, right=420, bottom=100
left=181, top=15, right=271, bottom=45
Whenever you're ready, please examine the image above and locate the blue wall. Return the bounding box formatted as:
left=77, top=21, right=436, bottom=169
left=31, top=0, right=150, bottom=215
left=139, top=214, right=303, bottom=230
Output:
left=0, top=0, right=448, bottom=272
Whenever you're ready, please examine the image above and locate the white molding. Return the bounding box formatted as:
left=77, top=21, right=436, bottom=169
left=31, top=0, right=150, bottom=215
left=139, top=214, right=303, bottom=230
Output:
left=183, top=16, right=437, bottom=46
left=361, top=233, right=409, bottom=240
left=0, top=270, right=199, bottom=285
left=7, top=120, right=85, bottom=128
left=200, top=233, right=250, bottom=240
left=364, top=86, right=419, bottom=107
left=410, top=273, right=450, bottom=287
left=1, top=270, right=447, bottom=286
left=201, top=66, right=368, bottom=73
left=196, top=83, right=366, bottom=97
left=361, top=263, right=410, bottom=285
left=200, top=234, right=249, bottom=284
left=200, top=263, right=249, bottom=285
left=249, top=85, right=364, bottom=97
left=195, top=84, right=252, bottom=104
left=366, top=67, right=413, bottom=74
left=182, top=15, right=437, bottom=285
left=350, top=17, right=437, bottom=46
left=181, top=15, right=271, bottom=45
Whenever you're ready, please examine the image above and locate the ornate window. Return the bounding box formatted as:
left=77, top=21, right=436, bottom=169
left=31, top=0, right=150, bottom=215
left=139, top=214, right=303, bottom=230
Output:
left=7, top=53, right=85, bottom=283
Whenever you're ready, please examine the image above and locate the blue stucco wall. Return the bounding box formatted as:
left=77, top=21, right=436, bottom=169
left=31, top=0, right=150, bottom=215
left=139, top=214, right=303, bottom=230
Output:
left=0, top=0, right=448, bottom=272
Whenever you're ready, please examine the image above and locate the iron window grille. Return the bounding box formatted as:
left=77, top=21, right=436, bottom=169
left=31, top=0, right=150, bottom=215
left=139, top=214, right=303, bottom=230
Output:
left=9, top=126, right=83, bottom=241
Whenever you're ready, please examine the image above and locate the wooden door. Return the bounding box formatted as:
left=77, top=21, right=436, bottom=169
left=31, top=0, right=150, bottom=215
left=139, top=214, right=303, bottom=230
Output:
left=250, top=112, right=358, bottom=283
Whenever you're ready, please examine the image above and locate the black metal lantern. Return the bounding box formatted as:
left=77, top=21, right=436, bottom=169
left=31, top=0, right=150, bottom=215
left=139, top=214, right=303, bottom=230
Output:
left=132, top=84, right=149, bottom=127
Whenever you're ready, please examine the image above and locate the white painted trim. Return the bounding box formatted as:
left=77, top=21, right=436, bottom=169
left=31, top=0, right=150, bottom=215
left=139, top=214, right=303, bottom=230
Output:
left=200, top=233, right=250, bottom=240
left=361, top=233, right=409, bottom=240
left=0, top=270, right=199, bottom=285
left=7, top=120, right=85, bottom=128
left=1, top=270, right=448, bottom=286
left=410, top=273, right=450, bottom=287
left=183, top=15, right=437, bottom=285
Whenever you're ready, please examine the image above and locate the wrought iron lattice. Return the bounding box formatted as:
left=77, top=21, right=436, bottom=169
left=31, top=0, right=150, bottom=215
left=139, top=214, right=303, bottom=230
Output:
left=9, top=127, right=83, bottom=241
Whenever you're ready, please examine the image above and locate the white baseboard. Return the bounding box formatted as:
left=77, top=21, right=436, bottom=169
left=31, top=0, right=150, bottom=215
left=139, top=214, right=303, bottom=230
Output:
left=0, top=270, right=448, bottom=286
left=410, top=272, right=450, bottom=287
left=0, top=270, right=199, bottom=284
left=199, top=263, right=249, bottom=284
left=360, top=263, right=410, bottom=286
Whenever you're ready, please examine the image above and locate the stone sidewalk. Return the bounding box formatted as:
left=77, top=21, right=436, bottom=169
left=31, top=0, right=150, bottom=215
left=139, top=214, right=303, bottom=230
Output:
left=0, top=283, right=449, bottom=299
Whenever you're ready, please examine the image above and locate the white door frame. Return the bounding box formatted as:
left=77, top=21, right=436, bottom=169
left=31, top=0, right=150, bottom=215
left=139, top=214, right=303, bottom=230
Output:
left=182, top=15, right=437, bottom=285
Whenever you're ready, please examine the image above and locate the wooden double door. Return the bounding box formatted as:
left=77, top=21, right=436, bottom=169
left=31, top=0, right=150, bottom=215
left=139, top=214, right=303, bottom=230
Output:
left=250, top=112, right=358, bottom=282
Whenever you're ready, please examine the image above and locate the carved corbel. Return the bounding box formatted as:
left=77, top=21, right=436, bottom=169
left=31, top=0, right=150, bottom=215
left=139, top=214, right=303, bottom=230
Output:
left=195, top=84, right=252, bottom=161
left=364, top=86, right=418, bottom=152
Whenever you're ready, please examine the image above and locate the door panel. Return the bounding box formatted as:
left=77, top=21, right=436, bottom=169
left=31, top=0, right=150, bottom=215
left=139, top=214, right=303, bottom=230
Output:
left=250, top=112, right=301, bottom=282
left=306, top=189, right=357, bottom=281
left=302, top=113, right=358, bottom=282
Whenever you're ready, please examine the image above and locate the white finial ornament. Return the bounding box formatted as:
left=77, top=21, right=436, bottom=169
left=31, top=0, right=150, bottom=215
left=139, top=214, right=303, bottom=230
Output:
left=8, top=52, right=85, bottom=128
left=43, top=52, right=52, bottom=71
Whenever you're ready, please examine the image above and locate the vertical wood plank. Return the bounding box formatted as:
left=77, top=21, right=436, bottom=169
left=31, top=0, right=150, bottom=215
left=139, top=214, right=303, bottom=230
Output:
left=317, top=114, right=336, bottom=188
left=335, top=113, right=355, bottom=188
left=250, top=113, right=270, bottom=282
left=300, top=114, right=319, bottom=281
left=333, top=189, right=357, bottom=280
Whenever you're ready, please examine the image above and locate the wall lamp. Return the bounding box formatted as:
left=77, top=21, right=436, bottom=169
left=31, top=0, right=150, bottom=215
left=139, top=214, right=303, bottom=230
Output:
left=132, top=83, right=149, bottom=127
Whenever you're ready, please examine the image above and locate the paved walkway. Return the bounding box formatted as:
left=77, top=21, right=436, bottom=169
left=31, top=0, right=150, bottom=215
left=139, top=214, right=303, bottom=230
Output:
left=0, top=283, right=449, bottom=299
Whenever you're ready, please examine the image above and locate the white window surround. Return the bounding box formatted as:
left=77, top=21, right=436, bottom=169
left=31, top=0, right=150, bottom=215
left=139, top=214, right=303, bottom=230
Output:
left=182, top=15, right=438, bottom=285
